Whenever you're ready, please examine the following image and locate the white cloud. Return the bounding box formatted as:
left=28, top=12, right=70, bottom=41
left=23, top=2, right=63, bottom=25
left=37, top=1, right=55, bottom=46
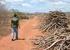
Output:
left=49, top=0, right=60, bottom=2
left=4, top=0, right=32, bottom=8
left=30, top=0, right=38, bottom=3
left=52, top=1, right=66, bottom=5
left=5, top=0, right=23, bottom=2
left=14, top=0, right=23, bottom=2
left=22, top=3, right=32, bottom=7
left=30, top=0, right=67, bottom=4
left=0, top=1, right=6, bottom=5
left=30, top=0, right=47, bottom=3
left=48, top=0, right=69, bottom=3
left=0, top=0, right=8, bottom=5
left=39, top=0, right=47, bottom=2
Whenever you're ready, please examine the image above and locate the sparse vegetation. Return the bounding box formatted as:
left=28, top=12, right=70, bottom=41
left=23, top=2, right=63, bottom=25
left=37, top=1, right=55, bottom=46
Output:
left=0, top=2, right=11, bottom=37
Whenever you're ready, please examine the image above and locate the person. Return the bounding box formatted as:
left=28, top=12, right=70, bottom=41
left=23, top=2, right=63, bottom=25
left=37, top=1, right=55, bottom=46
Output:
left=11, top=14, right=19, bottom=41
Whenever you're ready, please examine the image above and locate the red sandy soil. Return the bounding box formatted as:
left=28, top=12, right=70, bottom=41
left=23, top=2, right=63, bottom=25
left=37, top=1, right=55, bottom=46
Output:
left=0, top=17, right=43, bottom=50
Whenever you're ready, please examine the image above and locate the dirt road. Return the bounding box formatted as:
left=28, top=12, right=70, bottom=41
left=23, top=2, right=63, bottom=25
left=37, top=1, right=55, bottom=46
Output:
left=0, top=17, right=42, bottom=50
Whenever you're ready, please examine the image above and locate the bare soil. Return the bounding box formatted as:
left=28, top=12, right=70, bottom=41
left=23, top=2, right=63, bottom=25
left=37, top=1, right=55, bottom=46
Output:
left=0, top=17, right=43, bottom=50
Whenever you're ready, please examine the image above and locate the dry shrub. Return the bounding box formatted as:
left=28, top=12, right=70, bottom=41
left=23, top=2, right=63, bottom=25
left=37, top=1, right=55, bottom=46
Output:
left=0, top=1, right=11, bottom=37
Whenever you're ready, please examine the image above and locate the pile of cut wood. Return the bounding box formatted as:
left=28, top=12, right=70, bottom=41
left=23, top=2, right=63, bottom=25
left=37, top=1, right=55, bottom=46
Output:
left=31, top=11, right=70, bottom=50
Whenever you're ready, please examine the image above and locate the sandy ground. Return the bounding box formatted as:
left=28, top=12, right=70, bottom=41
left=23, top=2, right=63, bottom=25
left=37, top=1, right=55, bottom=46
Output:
left=0, top=17, right=43, bottom=50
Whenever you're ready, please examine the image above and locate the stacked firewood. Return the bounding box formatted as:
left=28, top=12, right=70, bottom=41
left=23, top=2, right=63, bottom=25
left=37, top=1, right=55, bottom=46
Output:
left=31, top=11, right=70, bottom=50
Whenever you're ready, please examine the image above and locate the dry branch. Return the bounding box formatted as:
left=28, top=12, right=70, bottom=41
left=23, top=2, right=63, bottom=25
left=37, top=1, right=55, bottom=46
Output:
left=31, top=11, right=70, bottom=50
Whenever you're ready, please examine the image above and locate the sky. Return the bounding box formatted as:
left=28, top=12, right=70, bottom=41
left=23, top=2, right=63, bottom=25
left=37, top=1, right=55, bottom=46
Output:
left=0, top=0, right=70, bottom=12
